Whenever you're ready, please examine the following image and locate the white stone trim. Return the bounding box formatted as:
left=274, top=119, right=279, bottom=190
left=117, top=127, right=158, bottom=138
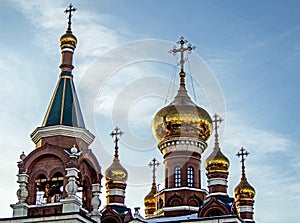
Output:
left=155, top=205, right=199, bottom=214
left=61, top=47, right=74, bottom=53
left=31, top=125, right=95, bottom=146
left=238, top=205, right=254, bottom=213
left=107, top=202, right=126, bottom=206
left=159, top=138, right=207, bottom=155
left=107, top=188, right=125, bottom=197
left=206, top=192, right=228, bottom=197
left=207, top=178, right=228, bottom=186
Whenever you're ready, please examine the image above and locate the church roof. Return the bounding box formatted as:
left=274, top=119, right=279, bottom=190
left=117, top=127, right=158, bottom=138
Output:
left=42, top=71, right=85, bottom=128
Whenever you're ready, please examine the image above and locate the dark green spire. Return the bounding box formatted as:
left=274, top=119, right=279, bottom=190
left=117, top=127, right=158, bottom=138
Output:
left=42, top=71, right=85, bottom=128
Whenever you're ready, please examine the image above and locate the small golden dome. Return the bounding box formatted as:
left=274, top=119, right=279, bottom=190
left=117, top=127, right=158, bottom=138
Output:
left=152, top=82, right=212, bottom=143
left=144, top=183, right=157, bottom=206
left=205, top=148, right=230, bottom=172
left=104, top=157, right=128, bottom=184
left=234, top=178, right=256, bottom=200
left=60, top=32, right=77, bottom=49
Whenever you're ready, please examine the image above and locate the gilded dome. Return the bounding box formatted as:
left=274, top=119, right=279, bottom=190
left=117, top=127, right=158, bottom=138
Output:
left=152, top=74, right=212, bottom=143
left=104, top=157, right=128, bottom=184
left=60, top=32, right=77, bottom=49
left=205, top=148, right=230, bottom=172
left=144, top=183, right=157, bottom=207
left=234, top=178, right=256, bottom=200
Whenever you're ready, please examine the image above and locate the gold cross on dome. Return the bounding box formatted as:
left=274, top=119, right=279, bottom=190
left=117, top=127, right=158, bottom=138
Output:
left=110, top=127, right=124, bottom=158
left=169, top=36, right=196, bottom=72
left=236, top=147, right=250, bottom=179
left=212, top=113, right=223, bottom=148
left=149, top=158, right=160, bottom=184
left=212, top=113, right=223, bottom=134
left=64, top=4, right=77, bottom=32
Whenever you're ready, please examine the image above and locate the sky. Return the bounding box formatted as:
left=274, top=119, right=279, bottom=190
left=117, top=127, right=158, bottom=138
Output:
left=0, top=0, right=299, bottom=222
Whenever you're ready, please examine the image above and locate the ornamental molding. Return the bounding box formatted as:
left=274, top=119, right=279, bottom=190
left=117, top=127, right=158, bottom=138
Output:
left=158, top=138, right=207, bottom=155
left=30, top=125, right=95, bottom=145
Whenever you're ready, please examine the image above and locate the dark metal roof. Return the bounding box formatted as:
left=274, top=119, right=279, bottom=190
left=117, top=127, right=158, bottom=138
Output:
left=42, top=71, right=85, bottom=128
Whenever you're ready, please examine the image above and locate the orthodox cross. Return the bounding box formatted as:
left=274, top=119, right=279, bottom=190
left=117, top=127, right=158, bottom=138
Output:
left=64, top=4, right=77, bottom=33
left=236, top=147, right=249, bottom=179
left=149, top=158, right=160, bottom=184
left=169, top=36, right=196, bottom=73
left=212, top=113, right=223, bottom=148
left=110, top=127, right=124, bottom=158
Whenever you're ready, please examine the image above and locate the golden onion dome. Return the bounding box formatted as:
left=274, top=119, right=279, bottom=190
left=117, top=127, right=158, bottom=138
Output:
left=205, top=148, right=230, bottom=172
left=152, top=74, right=212, bottom=143
left=234, top=178, right=256, bottom=200
left=104, top=157, right=128, bottom=184
left=60, top=31, right=77, bottom=49
left=144, top=183, right=157, bottom=207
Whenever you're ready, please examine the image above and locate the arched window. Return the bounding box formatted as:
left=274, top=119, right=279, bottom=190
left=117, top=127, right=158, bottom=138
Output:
left=174, top=166, right=181, bottom=187
left=187, top=166, right=194, bottom=187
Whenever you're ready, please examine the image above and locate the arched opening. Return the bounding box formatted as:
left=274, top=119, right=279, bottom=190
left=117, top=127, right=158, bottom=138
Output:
left=35, top=174, right=47, bottom=204
left=49, top=172, right=64, bottom=202
left=34, top=172, right=64, bottom=204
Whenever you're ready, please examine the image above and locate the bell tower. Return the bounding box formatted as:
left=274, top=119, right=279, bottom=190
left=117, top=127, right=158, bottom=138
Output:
left=9, top=5, right=102, bottom=222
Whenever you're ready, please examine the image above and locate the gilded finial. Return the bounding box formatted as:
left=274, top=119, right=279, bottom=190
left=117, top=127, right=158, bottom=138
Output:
left=212, top=113, right=223, bottom=149
left=169, top=36, right=196, bottom=85
left=236, top=147, right=250, bottom=180
left=110, top=127, right=124, bottom=159
left=64, top=4, right=77, bottom=33
left=149, top=158, right=160, bottom=184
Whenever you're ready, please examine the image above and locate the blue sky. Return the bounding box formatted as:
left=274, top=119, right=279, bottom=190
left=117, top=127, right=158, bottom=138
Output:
left=0, top=1, right=299, bottom=222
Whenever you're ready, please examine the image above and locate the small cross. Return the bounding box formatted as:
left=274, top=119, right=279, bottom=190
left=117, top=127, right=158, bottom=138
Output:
left=110, top=127, right=124, bottom=158
left=212, top=113, right=223, bottom=135
left=236, top=147, right=250, bottom=179
left=169, top=36, right=196, bottom=73
left=64, top=4, right=77, bottom=32
left=149, top=158, right=160, bottom=184
left=212, top=113, right=223, bottom=148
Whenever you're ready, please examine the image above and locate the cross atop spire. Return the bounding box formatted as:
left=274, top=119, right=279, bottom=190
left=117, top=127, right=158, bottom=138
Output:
left=212, top=113, right=223, bottom=149
left=236, top=147, right=250, bottom=180
left=110, top=127, right=124, bottom=159
left=64, top=4, right=77, bottom=33
left=149, top=158, right=160, bottom=184
left=169, top=36, right=196, bottom=85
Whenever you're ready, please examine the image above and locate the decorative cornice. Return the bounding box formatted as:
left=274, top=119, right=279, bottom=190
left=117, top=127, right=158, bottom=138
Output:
left=30, top=125, right=95, bottom=146
left=158, top=137, right=207, bottom=155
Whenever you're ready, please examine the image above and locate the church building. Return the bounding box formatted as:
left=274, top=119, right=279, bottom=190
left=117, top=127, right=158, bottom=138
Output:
left=0, top=5, right=255, bottom=223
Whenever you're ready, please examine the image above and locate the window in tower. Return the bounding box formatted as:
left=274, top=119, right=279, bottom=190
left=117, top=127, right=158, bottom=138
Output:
left=187, top=166, right=194, bottom=187
left=174, top=166, right=181, bottom=187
